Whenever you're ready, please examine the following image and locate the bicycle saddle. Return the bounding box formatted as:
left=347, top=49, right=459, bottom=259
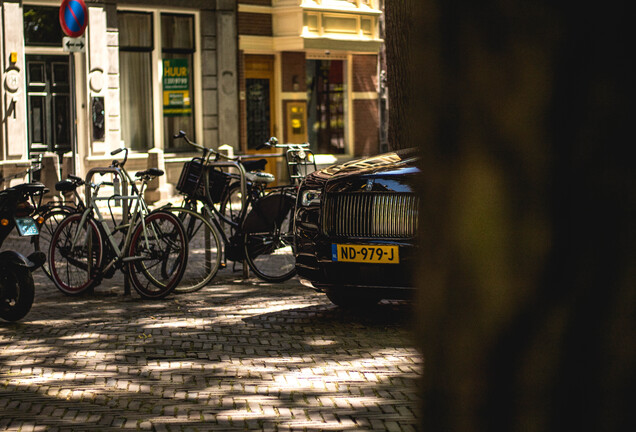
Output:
left=245, top=171, right=275, bottom=184
left=135, top=168, right=164, bottom=178
left=56, top=175, right=85, bottom=192
left=56, top=180, right=77, bottom=192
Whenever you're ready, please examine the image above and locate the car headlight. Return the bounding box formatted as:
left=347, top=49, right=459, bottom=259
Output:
left=301, top=189, right=321, bottom=206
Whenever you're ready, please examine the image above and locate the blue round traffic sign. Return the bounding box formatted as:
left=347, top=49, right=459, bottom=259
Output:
left=59, top=0, right=88, bottom=38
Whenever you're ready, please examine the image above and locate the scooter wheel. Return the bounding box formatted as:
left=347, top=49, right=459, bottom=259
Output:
left=0, top=266, right=35, bottom=322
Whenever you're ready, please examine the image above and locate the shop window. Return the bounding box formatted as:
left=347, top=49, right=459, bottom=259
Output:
left=119, top=12, right=154, bottom=151
left=162, top=13, right=195, bottom=152
left=24, top=6, right=64, bottom=46
left=306, top=60, right=346, bottom=154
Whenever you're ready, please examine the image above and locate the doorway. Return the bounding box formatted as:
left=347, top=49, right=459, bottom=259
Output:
left=25, top=55, right=73, bottom=157
left=243, top=55, right=278, bottom=180
left=244, top=55, right=275, bottom=152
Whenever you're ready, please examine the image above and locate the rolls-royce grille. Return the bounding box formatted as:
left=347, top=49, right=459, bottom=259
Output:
left=322, top=193, right=419, bottom=238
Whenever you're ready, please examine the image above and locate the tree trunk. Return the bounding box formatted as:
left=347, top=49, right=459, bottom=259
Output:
left=403, top=1, right=635, bottom=431
left=385, top=0, right=413, bottom=151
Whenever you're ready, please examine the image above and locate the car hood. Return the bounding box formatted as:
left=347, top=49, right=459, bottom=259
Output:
left=320, top=148, right=418, bottom=178
left=304, top=148, right=420, bottom=193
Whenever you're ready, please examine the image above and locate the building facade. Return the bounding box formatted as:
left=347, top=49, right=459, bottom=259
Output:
left=238, top=0, right=383, bottom=166
left=1, top=0, right=384, bottom=198
left=1, top=0, right=238, bottom=199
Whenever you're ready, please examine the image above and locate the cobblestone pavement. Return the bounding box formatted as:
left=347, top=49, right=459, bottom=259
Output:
left=1, top=258, right=422, bottom=431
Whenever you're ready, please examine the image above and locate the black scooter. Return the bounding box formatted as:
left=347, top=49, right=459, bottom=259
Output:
left=0, top=182, right=47, bottom=322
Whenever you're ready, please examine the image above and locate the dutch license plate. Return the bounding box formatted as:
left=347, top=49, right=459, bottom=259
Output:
left=15, top=217, right=39, bottom=237
left=332, top=244, right=399, bottom=264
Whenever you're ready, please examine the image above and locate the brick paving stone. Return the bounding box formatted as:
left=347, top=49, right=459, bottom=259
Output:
left=1, top=259, right=422, bottom=431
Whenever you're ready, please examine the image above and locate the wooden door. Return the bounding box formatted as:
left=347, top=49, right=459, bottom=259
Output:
left=244, top=55, right=278, bottom=180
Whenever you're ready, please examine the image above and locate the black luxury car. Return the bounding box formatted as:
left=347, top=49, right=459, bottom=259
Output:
left=294, top=149, right=419, bottom=307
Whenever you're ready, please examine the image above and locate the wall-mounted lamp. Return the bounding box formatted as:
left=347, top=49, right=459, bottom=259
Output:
left=292, top=75, right=300, bottom=92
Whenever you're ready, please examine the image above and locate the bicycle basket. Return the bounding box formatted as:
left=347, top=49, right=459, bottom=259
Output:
left=176, top=158, right=230, bottom=203
left=176, top=158, right=205, bottom=198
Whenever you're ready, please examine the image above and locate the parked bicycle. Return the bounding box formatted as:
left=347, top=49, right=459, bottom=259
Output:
left=218, top=136, right=315, bottom=223
left=48, top=148, right=188, bottom=299
left=0, top=182, right=47, bottom=321
left=167, top=131, right=315, bottom=290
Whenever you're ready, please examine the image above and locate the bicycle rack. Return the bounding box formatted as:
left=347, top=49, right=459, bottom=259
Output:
left=205, top=160, right=249, bottom=278
left=203, top=160, right=248, bottom=209
left=85, top=167, right=132, bottom=294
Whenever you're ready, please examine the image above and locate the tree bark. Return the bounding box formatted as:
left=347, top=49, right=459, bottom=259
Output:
left=385, top=0, right=413, bottom=151
left=402, top=1, right=635, bottom=431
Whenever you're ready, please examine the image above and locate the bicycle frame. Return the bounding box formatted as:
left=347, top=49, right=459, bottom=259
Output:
left=71, top=166, right=155, bottom=277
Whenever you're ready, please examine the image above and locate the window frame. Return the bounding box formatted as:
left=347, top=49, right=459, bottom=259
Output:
left=117, top=7, right=202, bottom=153
left=161, top=13, right=197, bottom=152
left=118, top=11, right=155, bottom=151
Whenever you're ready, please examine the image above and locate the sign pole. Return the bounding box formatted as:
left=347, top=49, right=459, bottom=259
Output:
left=69, top=52, right=78, bottom=178
left=59, top=0, right=88, bottom=179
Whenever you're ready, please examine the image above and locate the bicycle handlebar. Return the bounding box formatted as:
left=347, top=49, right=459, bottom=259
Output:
left=174, top=131, right=308, bottom=161
left=173, top=130, right=239, bottom=163
left=110, top=147, right=129, bottom=167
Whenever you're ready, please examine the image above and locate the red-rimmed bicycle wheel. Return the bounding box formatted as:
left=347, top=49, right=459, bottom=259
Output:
left=49, top=213, right=102, bottom=295
left=127, top=210, right=188, bottom=299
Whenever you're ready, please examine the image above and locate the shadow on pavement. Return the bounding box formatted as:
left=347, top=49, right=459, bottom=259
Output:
left=1, top=268, right=421, bottom=431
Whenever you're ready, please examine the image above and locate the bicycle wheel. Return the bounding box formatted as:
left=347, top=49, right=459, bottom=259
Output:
left=49, top=213, right=103, bottom=295
left=166, top=206, right=222, bottom=293
left=127, top=210, right=188, bottom=299
left=35, top=208, right=73, bottom=280
left=243, top=192, right=297, bottom=282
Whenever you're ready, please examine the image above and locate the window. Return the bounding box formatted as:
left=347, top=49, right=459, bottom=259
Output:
left=161, top=14, right=195, bottom=152
left=118, top=12, right=154, bottom=151
left=24, top=6, right=64, bottom=46
left=118, top=11, right=196, bottom=152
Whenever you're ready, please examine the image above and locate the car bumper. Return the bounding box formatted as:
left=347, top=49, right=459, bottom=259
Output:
left=295, top=237, right=417, bottom=294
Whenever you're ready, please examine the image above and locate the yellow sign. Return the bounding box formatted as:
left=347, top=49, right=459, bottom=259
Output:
left=163, top=59, right=191, bottom=117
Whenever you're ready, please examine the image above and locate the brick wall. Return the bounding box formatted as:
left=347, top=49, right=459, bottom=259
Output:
left=281, top=52, right=306, bottom=92
left=353, top=99, right=379, bottom=157
left=238, top=12, right=272, bottom=36
left=352, top=54, right=378, bottom=92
